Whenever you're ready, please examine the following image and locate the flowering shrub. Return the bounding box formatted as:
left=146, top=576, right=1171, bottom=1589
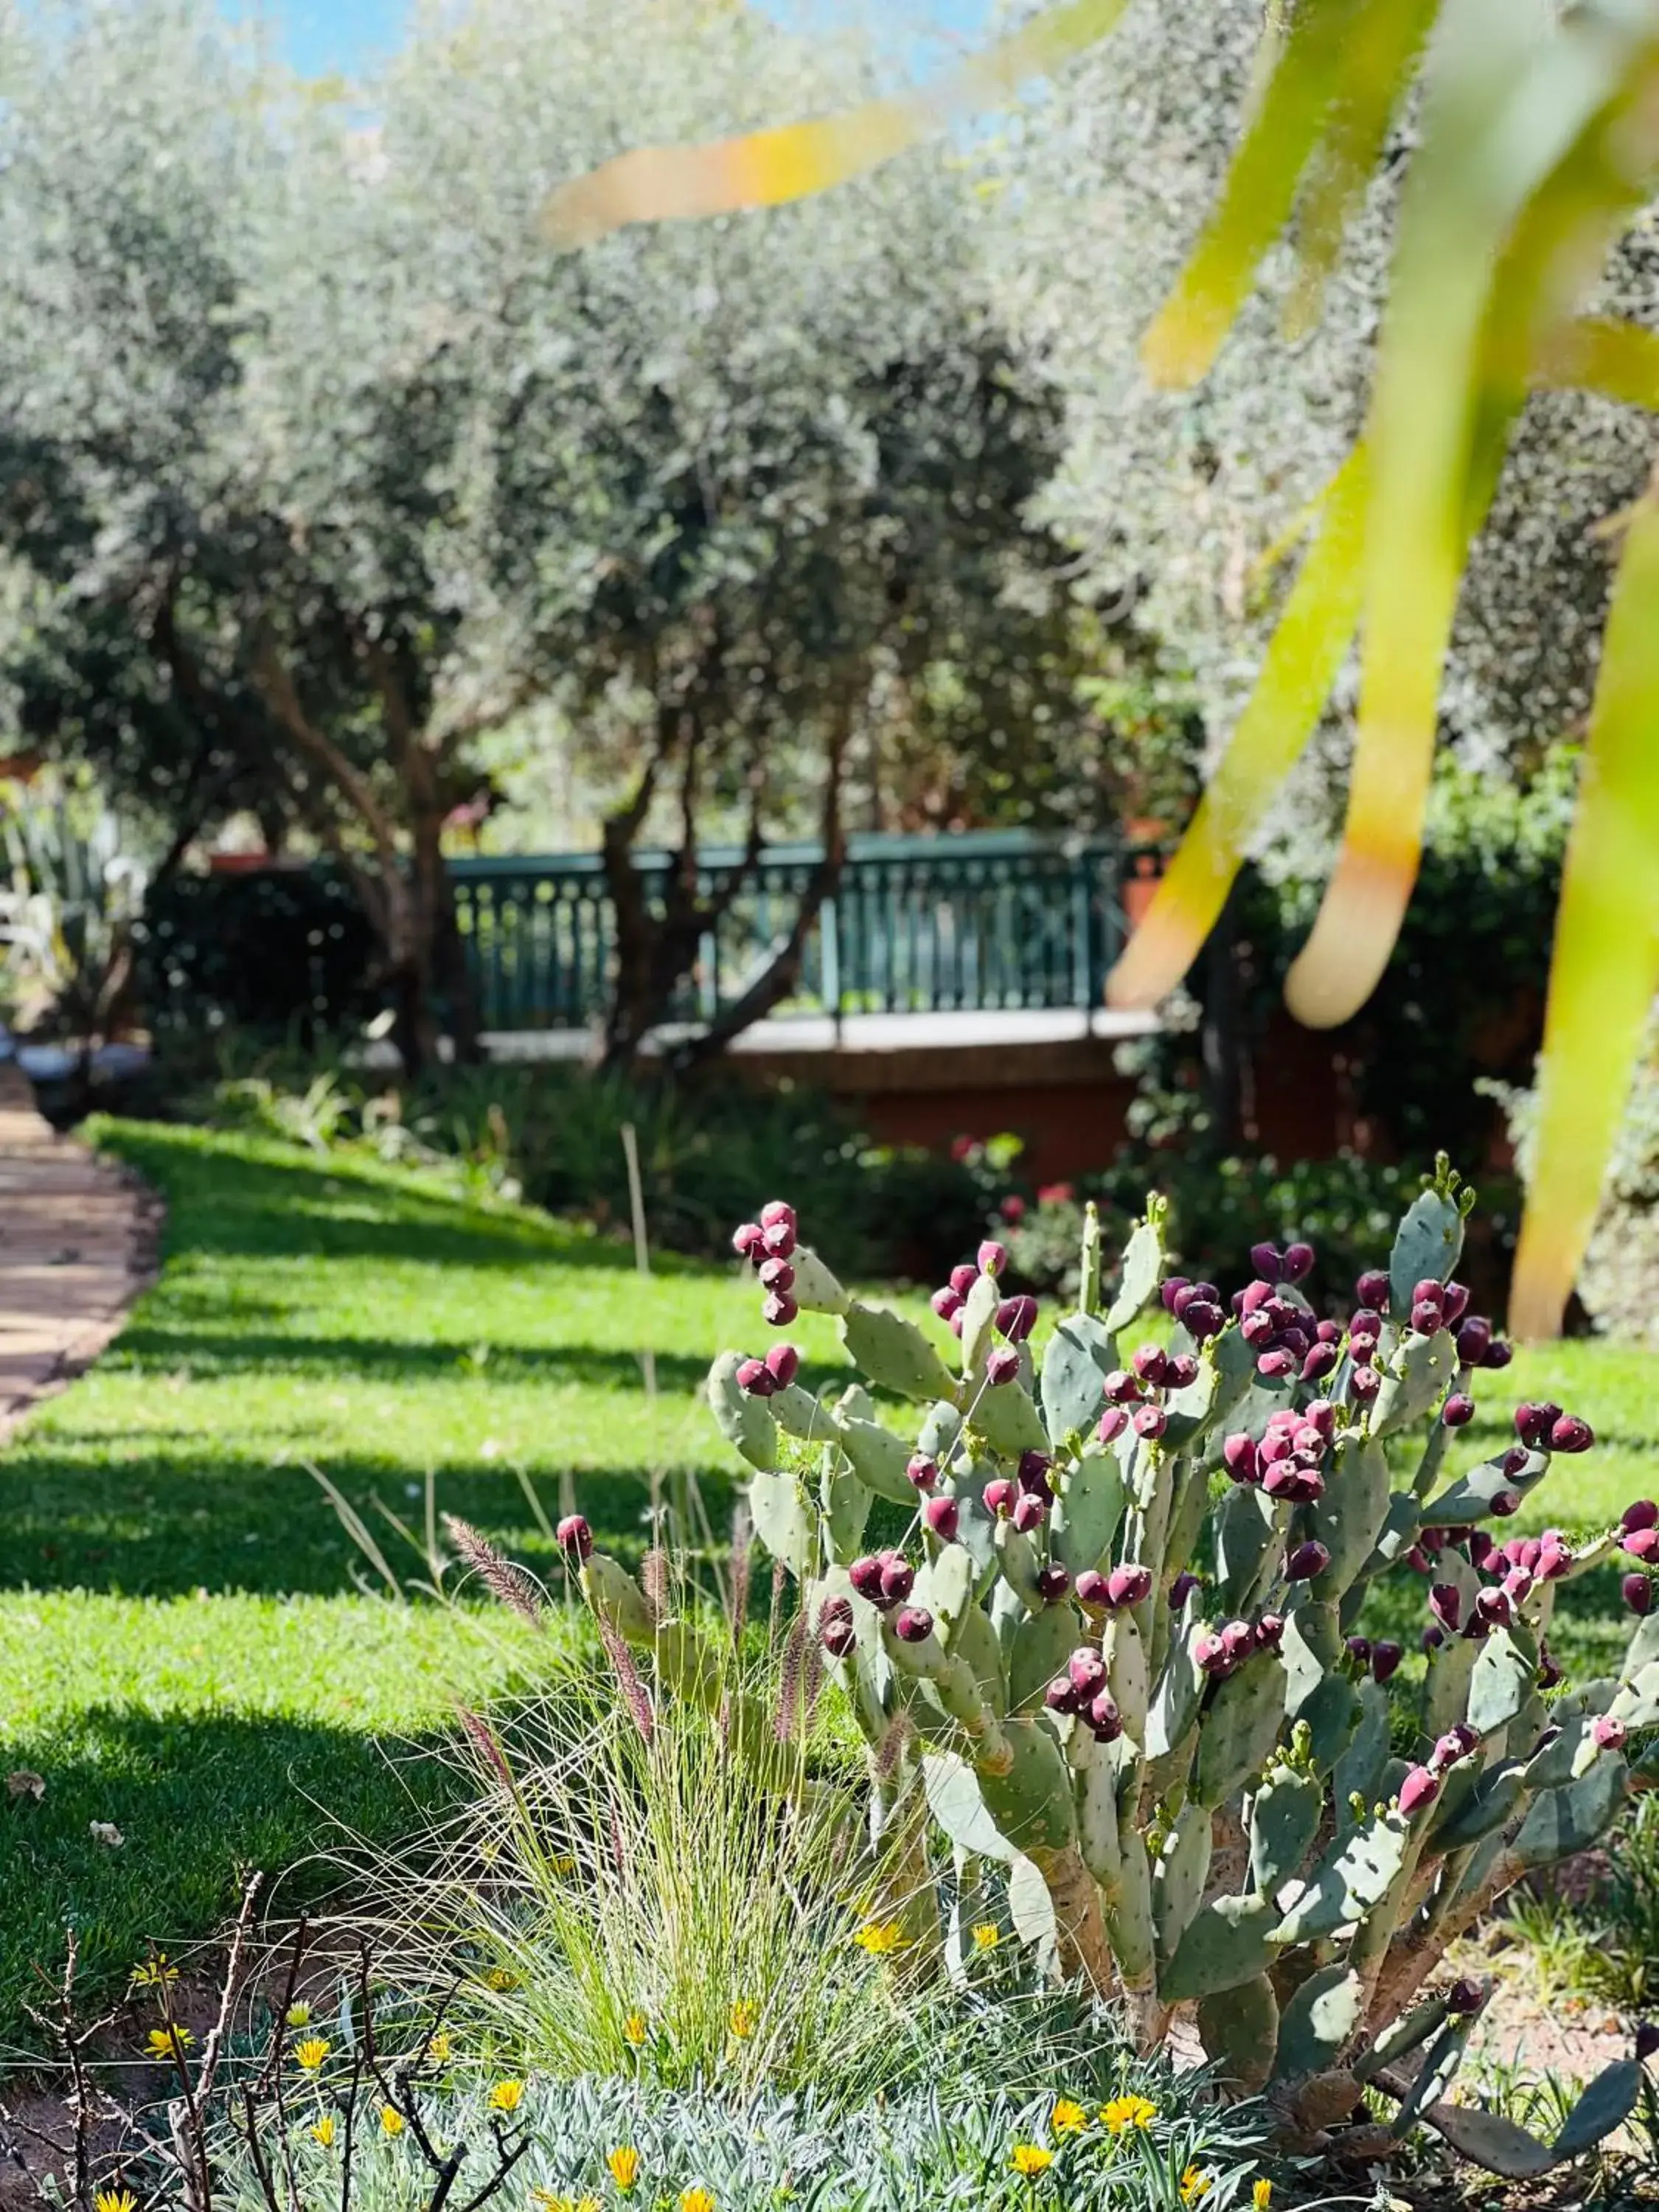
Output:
left=571, top=1163, right=1659, bottom=2180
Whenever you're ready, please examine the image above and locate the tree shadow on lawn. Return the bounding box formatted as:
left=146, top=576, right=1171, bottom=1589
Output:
left=0, top=1454, right=692, bottom=1598
left=0, top=1703, right=469, bottom=2053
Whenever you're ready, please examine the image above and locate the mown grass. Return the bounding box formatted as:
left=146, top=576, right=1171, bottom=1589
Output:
left=1, top=1117, right=1654, bottom=2045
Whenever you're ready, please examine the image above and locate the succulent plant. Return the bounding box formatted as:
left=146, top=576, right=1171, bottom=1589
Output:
left=571, top=1159, right=1659, bottom=2174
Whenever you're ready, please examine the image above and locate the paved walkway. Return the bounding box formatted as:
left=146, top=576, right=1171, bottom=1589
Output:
left=0, top=1062, right=158, bottom=1444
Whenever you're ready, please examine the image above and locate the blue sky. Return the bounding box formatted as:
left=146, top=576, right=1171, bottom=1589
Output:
left=258, top=0, right=995, bottom=83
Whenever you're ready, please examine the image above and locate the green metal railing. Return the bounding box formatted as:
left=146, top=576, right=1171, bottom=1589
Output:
left=448, top=830, right=1141, bottom=1032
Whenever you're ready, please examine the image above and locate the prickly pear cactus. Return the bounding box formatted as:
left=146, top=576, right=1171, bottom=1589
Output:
left=569, top=1165, right=1659, bottom=2171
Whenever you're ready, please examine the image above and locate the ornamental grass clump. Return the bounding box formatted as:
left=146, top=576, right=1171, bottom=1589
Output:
left=569, top=1164, right=1659, bottom=2178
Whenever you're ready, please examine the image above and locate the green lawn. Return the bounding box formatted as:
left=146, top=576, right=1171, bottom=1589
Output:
left=0, top=1121, right=844, bottom=2045
left=1, top=1119, right=1655, bottom=2045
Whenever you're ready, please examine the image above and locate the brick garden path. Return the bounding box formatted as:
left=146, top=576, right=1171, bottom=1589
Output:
left=0, top=1062, right=158, bottom=1444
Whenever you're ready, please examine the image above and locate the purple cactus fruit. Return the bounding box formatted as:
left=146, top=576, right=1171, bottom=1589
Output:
left=1315, top=1318, right=1343, bottom=1344
left=759, top=1258, right=797, bottom=1296
left=1454, top=1315, right=1492, bottom=1366
left=1475, top=1587, right=1514, bottom=1630
left=1262, top=1466, right=1301, bottom=1501
left=1350, top=1365, right=1381, bottom=1403
left=1502, top=1570, right=1535, bottom=1607
left=763, top=1345, right=800, bottom=1391
left=1635, top=2020, right=1659, bottom=2063
left=949, top=1262, right=978, bottom=1298
left=977, top=1239, right=1008, bottom=1276
left=1068, top=1646, right=1107, bottom=1696
left=1305, top=1399, right=1338, bottom=1439
left=1490, top=1488, right=1521, bottom=1517
left=1254, top=1612, right=1285, bottom=1652
left=1301, top=1343, right=1340, bottom=1383
left=1537, top=1644, right=1565, bottom=1688
left=1285, top=1540, right=1330, bottom=1582
left=1281, top=1240, right=1315, bottom=1284
left=1447, top=1978, right=1484, bottom=2016
left=894, top=1606, right=934, bottom=1645
left=1498, top=1444, right=1531, bottom=1477
left=1442, top=1394, right=1475, bottom=1429
left=907, top=1454, right=939, bottom=1492
left=1623, top=1499, right=1659, bottom=1534
left=1133, top=1404, right=1169, bottom=1439
left=1012, top=1493, right=1047, bottom=1535
left=1241, top=1307, right=1275, bottom=1349
left=1249, top=1242, right=1284, bottom=1281
left=732, top=1220, right=765, bottom=1260
left=1161, top=1276, right=1192, bottom=1315
left=1624, top=1573, right=1655, bottom=1616
left=1035, top=1563, right=1071, bottom=1604
left=1279, top=1326, right=1311, bottom=1361
left=1018, top=1448, right=1053, bottom=1489
left=762, top=1291, right=800, bottom=1327
left=984, top=1347, right=1020, bottom=1386
left=735, top=1356, right=776, bottom=1398
left=1259, top=1430, right=1293, bottom=1466
left=1441, top=1281, right=1471, bottom=1326
left=1183, top=1299, right=1227, bottom=1342
left=819, top=1596, right=852, bottom=1636
left=923, top=1495, right=960, bottom=1543
left=1482, top=1339, right=1514, bottom=1371
left=1045, top=1674, right=1078, bottom=1714
left=1097, top=1408, right=1129, bottom=1444
left=1407, top=1545, right=1433, bottom=1575
left=1221, top=1619, right=1256, bottom=1668
left=1349, top=1306, right=1382, bottom=1340
left=821, top=1615, right=857, bottom=1660
left=1239, top=1279, right=1276, bottom=1316
left=878, top=1554, right=916, bottom=1607
left=1430, top=1584, right=1463, bottom=1633
left=1421, top=1528, right=1448, bottom=1556
left=1132, top=1343, right=1169, bottom=1386
left=1223, top=1434, right=1260, bottom=1484
left=1165, top=1353, right=1200, bottom=1389
left=1625, top=1528, right=1659, bottom=1563
left=1593, top=1714, right=1628, bottom=1752
left=982, top=1478, right=1017, bottom=1517
left=556, top=1513, right=593, bottom=1562
left=762, top=1219, right=797, bottom=1262
left=1399, top=1766, right=1441, bottom=1817
left=1412, top=1276, right=1444, bottom=1310
left=1107, top=1562, right=1153, bottom=1608
left=1551, top=1413, right=1594, bottom=1455
left=995, top=1294, right=1038, bottom=1343
left=931, top=1285, right=964, bottom=1322
left=1353, top=1267, right=1389, bottom=1309
left=1104, top=1368, right=1142, bottom=1405
left=1537, top=1541, right=1571, bottom=1581
left=1194, top=1631, right=1229, bottom=1675
left=1410, top=1299, right=1443, bottom=1336
left=759, top=1199, right=796, bottom=1233
left=1345, top=1635, right=1371, bottom=1667
left=1257, top=1349, right=1296, bottom=1381
left=848, top=1555, right=886, bottom=1601
left=1088, top=1690, right=1124, bottom=1742
left=1467, top=1528, right=1495, bottom=1569
left=1432, top=1724, right=1479, bottom=1770
left=1169, top=1570, right=1200, bottom=1610
left=1075, top=1568, right=1110, bottom=1612
left=1371, top=1640, right=1404, bottom=1684
left=1422, top=1624, right=1445, bottom=1653
left=1514, top=1401, right=1561, bottom=1449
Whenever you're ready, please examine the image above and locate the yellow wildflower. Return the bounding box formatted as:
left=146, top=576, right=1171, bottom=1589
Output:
left=490, top=2080, right=525, bottom=2115
left=145, top=2027, right=192, bottom=2061
left=293, top=2038, right=330, bottom=2073
left=380, top=2106, right=405, bottom=2138
left=1051, top=2099, right=1088, bottom=2135
left=485, top=1968, right=518, bottom=1992
left=310, top=2117, right=336, bottom=2149
left=607, top=2147, right=640, bottom=2191
left=552, top=1854, right=577, bottom=1877
left=528, top=2193, right=572, bottom=2212
left=1253, top=2185, right=1273, bottom=2211
left=1180, top=2168, right=1212, bottom=2206
left=1101, top=2093, right=1156, bottom=2134
left=622, top=2011, right=649, bottom=2048
left=425, top=2031, right=452, bottom=2065
left=285, top=2002, right=311, bottom=2028
left=1010, top=2144, right=1053, bottom=2177
left=728, top=1999, right=757, bottom=2040
left=852, top=1920, right=906, bottom=1955
left=94, top=2191, right=136, bottom=2212
left=970, top=1923, right=1001, bottom=1950
left=679, top=2191, right=715, bottom=2212
left=131, top=1956, right=177, bottom=1989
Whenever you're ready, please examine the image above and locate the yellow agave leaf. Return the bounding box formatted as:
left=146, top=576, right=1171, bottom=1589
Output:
left=1283, top=0, right=1441, bottom=340
left=1106, top=443, right=1369, bottom=1010
left=1284, top=0, right=1659, bottom=1030
left=542, top=0, right=1130, bottom=247
left=1141, top=0, right=1364, bottom=388
left=1510, top=491, right=1659, bottom=1340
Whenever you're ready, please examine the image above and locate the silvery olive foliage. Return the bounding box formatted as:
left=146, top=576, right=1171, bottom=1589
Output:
left=988, top=0, right=1659, bottom=868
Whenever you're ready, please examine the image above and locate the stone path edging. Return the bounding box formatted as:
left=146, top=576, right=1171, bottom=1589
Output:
left=0, top=1061, right=160, bottom=1444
